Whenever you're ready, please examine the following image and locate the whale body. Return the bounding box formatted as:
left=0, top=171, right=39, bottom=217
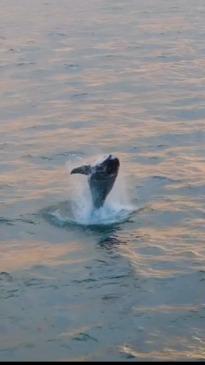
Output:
left=71, top=155, right=120, bottom=209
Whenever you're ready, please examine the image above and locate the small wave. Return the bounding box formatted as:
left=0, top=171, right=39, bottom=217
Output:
left=0, top=217, right=14, bottom=226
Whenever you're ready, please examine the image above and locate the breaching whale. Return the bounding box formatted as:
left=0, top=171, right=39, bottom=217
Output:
left=71, top=154, right=120, bottom=209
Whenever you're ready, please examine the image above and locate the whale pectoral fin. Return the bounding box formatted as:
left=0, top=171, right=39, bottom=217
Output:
left=71, top=164, right=91, bottom=175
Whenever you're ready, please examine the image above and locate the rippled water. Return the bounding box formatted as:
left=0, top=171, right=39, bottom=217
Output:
left=1, top=0, right=205, bottom=361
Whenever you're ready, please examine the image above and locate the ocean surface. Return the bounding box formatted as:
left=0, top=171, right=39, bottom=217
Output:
left=1, top=0, right=205, bottom=361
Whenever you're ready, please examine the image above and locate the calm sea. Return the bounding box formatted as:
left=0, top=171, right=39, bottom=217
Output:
left=1, top=0, right=205, bottom=361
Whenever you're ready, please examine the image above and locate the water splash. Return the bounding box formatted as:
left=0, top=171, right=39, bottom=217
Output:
left=50, top=203, right=134, bottom=227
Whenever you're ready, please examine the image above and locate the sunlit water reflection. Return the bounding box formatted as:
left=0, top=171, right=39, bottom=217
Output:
left=0, top=0, right=205, bottom=361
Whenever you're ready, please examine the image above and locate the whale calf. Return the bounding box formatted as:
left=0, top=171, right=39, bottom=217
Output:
left=71, top=154, right=120, bottom=209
